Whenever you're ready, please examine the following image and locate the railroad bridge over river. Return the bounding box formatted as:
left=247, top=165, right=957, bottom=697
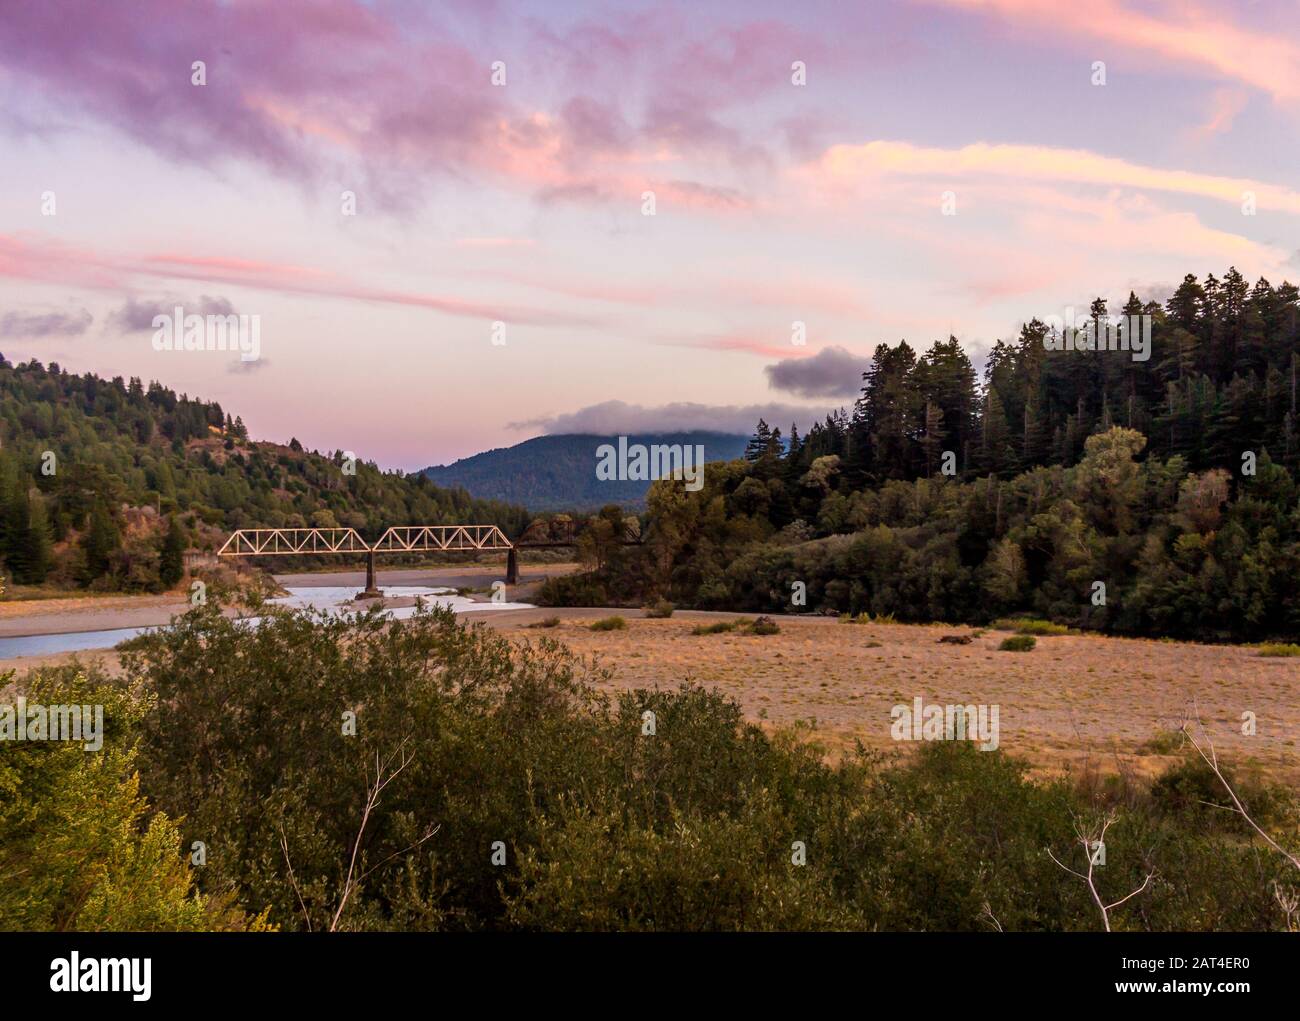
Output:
left=216, top=523, right=638, bottom=598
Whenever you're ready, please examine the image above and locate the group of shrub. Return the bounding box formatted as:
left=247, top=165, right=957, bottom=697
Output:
left=3, top=603, right=1296, bottom=932
left=690, top=616, right=781, bottom=636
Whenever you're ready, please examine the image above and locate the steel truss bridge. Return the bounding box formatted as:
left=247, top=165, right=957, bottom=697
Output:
left=217, top=525, right=518, bottom=597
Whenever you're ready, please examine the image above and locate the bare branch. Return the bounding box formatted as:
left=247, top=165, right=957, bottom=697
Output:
left=1047, top=809, right=1154, bottom=932
left=1273, top=882, right=1300, bottom=932
left=1105, top=872, right=1154, bottom=912
left=279, top=822, right=314, bottom=932
left=1178, top=705, right=1300, bottom=874
left=980, top=900, right=1004, bottom=932
left=356, top=824, right=441, bottom=885
left=330, top=737, right=423, bottom=932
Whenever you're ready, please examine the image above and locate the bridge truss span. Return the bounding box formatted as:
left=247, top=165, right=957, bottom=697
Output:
left=216, top=527, right=371, bottom=557
left=215, top=523, right=520, bottom=595
left=371, top=524, right=514, bottom=553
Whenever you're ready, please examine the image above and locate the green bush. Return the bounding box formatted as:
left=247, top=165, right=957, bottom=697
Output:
left=748, top=616, right=781, bottom=635
left=1257, top=643, right=1300, bottom=657
left=505, top=797, right=859, bottom=931
left=999, top=635, right=1037, bottom=652
left=589, top=615, right=627, bottom=631
left=643, top=599, right=675, bottom=619
left=0, top=667, right=262, bottom=931
left=994, top=618, right=1069, bottom=635
left=1139, top=728, right=1184, bottom=755
left=16, top=602, right=1284, bottom=933
left=1149, top=758, right=1292, bottom=833
left=535, top=572, right=612, bottom=607
left=691, top=620, right=737, bottom=635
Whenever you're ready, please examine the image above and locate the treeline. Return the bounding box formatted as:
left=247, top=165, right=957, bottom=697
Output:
left=546, top=429, right=1300, bottom=641
left=786, top=268, right=1299, bottom=483
left=540, top=269, right=1300, bottom=641
left=4, top=606, right=1295, bottom=931
left=0, top=357, right=529, bottom=591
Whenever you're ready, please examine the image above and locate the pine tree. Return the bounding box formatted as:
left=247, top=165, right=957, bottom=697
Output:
left=81, top=502, right=120, bottom=582
left=159, top=516, right=185, bottom=588
left=3, top=487, right=31, bottom=582
left=859, top=341, right=920, bottom=480
left=978, top=387, right=1014, bottom=475
left=24, top=494, right=52, bottom=584
left=744, top=420, right=772, bottom=462
left=920, top=400, right=947, bottom=477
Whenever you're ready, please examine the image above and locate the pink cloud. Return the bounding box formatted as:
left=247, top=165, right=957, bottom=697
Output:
left=0, top=234, right=125, bottom=290
left=0, top=1, right=812, bottom=212
left=809, top=140, right=1300, bottom=214
left=1189, top=88, right=1249, bottom=141
left=655, top=332, right=825, bottom=359
left=0, top=233, right=602, bottom=329
left=927, top=0, right=1300, bottom=103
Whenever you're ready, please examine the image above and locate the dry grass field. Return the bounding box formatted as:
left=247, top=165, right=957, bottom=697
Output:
left=480, top=609, right=1300, bottom=783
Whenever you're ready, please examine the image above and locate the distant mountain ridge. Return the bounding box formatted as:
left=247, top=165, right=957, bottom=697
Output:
left=422, top=432, right=749, bottom=511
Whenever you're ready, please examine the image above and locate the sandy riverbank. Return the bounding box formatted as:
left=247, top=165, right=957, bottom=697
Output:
left=0, top=562, right=574, bottom=642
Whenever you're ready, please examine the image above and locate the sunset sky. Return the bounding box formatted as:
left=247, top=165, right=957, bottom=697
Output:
left=1, top=0, right=1298, bottom=470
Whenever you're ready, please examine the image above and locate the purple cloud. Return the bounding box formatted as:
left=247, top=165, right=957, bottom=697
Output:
left=107, top=294, right=238, bottom=333
left=0, top=307, right=93, bottom=338
left=0, top=1, right=836, bottom=210
left=765, top=345, right=867, bottom=398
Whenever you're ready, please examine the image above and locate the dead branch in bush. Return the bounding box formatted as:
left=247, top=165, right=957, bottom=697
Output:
left=279, top=823, right=314, bottom=932
left=1178, top=706, right=1300, bottom=874
left=1274, top=883, right=1300, bottom=932
left=330, top=737, right=437, bottom=932
left=279, top=736, right=439, bottom=933
left=1047, top=811, right=1155, bottom=932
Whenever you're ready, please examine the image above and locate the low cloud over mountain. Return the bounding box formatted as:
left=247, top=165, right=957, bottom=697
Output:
left=511, top=399, right=838, bottom=437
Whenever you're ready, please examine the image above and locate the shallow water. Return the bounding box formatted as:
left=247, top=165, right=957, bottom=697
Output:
left=0, top=586, right=532, bottom=660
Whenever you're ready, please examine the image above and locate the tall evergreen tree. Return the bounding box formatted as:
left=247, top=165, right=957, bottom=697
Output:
left=81, top=502, right=120, bottom=582
left=159, top=516, right=186, bottom=588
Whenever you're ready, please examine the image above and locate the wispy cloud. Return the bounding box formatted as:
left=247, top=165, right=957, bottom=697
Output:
left=1189, top=87, right=1249, bottom=141
left=655, top=332, right=815, bottom=359
left=926, top=0, right=1300, bottom=102
left=0, top=234, right=603, bottom=330
left=811, top=140, right=1300, bottom=215
left=0, top=307, right=93, bottom=338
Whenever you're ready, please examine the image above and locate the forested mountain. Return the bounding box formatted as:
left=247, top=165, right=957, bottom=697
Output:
left=423, top=432, right=749, bottom=511
left=0, top=356, right=528, bottom=591
left=541, top=269, right=1300, bottom=642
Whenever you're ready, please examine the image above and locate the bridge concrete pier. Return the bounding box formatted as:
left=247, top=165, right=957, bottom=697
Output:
left=356, top=549, right=382, bottom=600
left=506, top=547, right=518, bottom=586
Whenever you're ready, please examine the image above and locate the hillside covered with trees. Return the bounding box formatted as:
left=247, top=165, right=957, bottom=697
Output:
left=0, top=357, right=528, bottom=592
left=541, top=269, right=1300, bottom=642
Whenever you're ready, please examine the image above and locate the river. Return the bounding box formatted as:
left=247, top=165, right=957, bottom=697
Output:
left=0, top=585, right=533, bottom=660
